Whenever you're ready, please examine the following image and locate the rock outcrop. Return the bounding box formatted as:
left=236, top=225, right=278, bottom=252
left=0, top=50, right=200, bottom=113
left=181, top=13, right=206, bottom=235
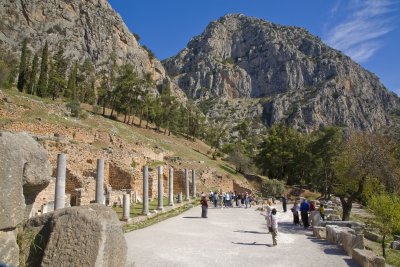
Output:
left=19, top=204, right=127, bottom=267
left=0, top=131, right=52, bottom=266
left=164, top=14, right=399, bottom=131
left=0, top=0, right=184, bottom=98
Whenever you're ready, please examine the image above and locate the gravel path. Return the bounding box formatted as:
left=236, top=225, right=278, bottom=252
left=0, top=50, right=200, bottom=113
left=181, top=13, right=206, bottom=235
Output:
left=125, top=203, right=359, bottom=267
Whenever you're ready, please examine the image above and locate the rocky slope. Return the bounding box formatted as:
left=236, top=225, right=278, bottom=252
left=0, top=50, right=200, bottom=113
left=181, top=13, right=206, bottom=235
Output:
left=0, top=0, right=184, bottom=98
left=164, top=14, right=399, bottom=131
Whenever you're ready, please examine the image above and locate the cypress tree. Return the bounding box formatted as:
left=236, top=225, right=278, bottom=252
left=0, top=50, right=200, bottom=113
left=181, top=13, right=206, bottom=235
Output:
left=17, top=39, right=28, bottom=92
left=48, top=45, right=68, bottom=100
left=37, top=41, right=49, bottom=97
left=27, top=53, right=39, bottom=95
left=67, top=61, right=78, bottom=100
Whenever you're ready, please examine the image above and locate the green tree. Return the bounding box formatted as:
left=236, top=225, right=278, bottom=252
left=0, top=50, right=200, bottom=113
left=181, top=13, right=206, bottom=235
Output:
left=309, top=127, right=343, bottom=198
left=367, top=192, right=400, bottom=258
left=261, top=178, right=285, bottom=197
left=66, top=61, right=78, bottom=100
left=77, top=59, right=96, bottom=104
left=227, top=143, right=252, bottom=174
left=37, top=42, right=49, bottom=97
left=27, top=53, right=39, bottom=95
left=17, top=39, right=29, bottom=92
left=48, top=46, right=68, bottom=100
left=334, top=133, right=400, bottom=221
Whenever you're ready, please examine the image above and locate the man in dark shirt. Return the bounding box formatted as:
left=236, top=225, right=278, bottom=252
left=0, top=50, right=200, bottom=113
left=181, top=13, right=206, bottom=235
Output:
left=300, top=199, right=310, bottom=228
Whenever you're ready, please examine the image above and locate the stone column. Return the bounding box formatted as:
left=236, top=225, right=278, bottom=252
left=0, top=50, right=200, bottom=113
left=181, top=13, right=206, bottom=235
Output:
left=54, top=153, right=66, bottom=210
left=123, top=193, right=130, bottom=220
left=142, top=166, right=149, bottom=215
left=178, top=192, right=182, bottom=203
left=157, top=166, right=164, bottom=211
left=184, top=169, right=190, bottom=201
left=95, top=159, right=105, bottom=204
left=134, top=190, right=138, bottom=204
left=168, top=168, right=174, bottom=206
left=191, top=169, right=196, bottom=198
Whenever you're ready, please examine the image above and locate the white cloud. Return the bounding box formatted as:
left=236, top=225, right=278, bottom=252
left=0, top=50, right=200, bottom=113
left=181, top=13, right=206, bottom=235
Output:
left=324, top=0, right=398, bottom=63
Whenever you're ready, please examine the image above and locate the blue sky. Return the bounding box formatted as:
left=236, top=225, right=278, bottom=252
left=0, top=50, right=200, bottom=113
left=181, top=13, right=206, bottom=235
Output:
left=108, top=0, right=400, bottom=94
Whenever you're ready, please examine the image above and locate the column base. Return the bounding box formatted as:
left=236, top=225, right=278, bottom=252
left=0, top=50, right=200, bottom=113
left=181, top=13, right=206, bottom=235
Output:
left=168, top=203, right=174, bottom=207
left=157, top=207, right=164, bottom=211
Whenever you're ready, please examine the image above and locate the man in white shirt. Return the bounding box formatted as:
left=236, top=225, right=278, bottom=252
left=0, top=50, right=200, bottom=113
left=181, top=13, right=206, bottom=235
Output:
left=270, top=208, right=278, bottom=246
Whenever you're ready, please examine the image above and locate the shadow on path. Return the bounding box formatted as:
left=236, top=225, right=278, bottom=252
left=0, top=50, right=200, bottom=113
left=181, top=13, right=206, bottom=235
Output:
left=232, top=241, right=272, bottom=247
left=234, top=230, right=267, bottom=235
left=307, top=237, right=360, bottom=267
left=182, top=216, right=203, bottom=219
left=278, top=221, right=313, bottom=235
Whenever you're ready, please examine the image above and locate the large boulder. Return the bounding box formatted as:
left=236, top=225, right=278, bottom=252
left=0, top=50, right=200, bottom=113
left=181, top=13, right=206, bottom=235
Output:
left=0, top=230, right=19, bottom=267
left=20, top=204, right=127, bottom=267
left=0, top=132, right=52, bottom=229
left=0, top=132, right=52, bottom=266
left=352, top=248, right=385, bottom=267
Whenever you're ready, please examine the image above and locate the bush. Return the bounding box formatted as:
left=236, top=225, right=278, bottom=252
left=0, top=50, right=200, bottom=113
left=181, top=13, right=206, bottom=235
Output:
left=92, top=105, right=101, bottom=114
left=261, top=178, right=285, bottom=197
left=79, top=110, right=88, bottom=119
left=66, top=101, right=81, bottom=117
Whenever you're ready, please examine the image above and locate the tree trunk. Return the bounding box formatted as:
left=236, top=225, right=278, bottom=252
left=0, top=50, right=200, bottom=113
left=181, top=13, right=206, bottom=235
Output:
left=102, top=102, right=106, bottom=116
left=340, top=197, right=353, bottom=221
left=382, top=234, right=386, bottom=258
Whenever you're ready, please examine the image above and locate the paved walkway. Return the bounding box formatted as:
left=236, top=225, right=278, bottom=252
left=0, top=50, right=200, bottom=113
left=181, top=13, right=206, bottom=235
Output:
left=125, top=203, right=359, bottom=267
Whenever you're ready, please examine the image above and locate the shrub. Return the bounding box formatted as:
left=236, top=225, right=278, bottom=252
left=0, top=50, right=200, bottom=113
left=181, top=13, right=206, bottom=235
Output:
left=92, top=105, right=101, bottom=114
left=66, top=101, right=81, bottom=117
left=79, top=110, right=88, bottom=119
left=261, top=178, right=285, bottom=197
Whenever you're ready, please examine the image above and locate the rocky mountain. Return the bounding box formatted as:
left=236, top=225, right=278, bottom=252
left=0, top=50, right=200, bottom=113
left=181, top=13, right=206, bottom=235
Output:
left=0, top=0, right=184, bottom=98
left=164, top=14, right=399, bottom=131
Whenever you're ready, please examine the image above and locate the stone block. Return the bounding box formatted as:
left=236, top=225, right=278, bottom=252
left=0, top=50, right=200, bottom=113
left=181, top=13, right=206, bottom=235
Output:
left=324, top=208, right=335, bottom=215
left=0, top=230, right=19, bottom=267
left=326, top=225, right=355, bottom=245
left=390, top=241, right=400, bottom=250
left=352, top=248, right=385, bottom=267
left=21, top=204, right=127, bottom=267
left=313, top=226, right=326, bottom=239
left=0, top=132, right=52, bottom=229
left=364, top=231, right=383, bottom=243
left=341, top=232, right=364, bottom=256
left=310, top=210, right=322, bottom=227
left=327, top=214, right=341, bottom=221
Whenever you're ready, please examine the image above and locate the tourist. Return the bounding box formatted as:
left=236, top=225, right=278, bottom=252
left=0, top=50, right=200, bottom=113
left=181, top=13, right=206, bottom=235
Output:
left=245, top=192, right=249, bottom=208
left=310, top=200, right=316, bottom=211
left=282, top=195, right=287, bottom=212
left=237, top=193, right=242, bottom=207
left=241, top=193, right=245, bottom=206
left=291, top=201, right=300, bottom=225
left=319, top=203, right=325, bottom=221
left=200, top=194, right=208, bottom=218
left=249, top=194, right=253, bottom=208
left=226, top=192, right=231, bottom=208
left=213, top=191, right=219, bottom=208
left=300, top=199, right=310, bottom=228
left=270, top=208, right=278, bottom=246
left=265, top=200, right=273, bottom=232
left=208, top=191, right=213, bottom=203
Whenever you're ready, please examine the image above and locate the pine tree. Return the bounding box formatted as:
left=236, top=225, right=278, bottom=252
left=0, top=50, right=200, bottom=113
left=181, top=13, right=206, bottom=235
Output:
left=17, top=39, right=28, bottom=92
left=48, top=45, right=68, bottom=100
left=66, top=61, right=78, bottom=100
left=37, top=42, right=49, bottom=97
left=27, top=53, right=39, bottom=95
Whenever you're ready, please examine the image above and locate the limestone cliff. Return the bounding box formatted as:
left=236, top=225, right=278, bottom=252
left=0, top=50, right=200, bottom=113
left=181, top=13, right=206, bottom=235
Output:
left=0, top=0, right=184, bottom=98
left=164, top=14, right=399, bottom=131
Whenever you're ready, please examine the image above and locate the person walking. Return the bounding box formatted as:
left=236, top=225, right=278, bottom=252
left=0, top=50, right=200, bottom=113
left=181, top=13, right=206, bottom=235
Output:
left=291, top=201, right=300, bottom=225
left=300, top=199, right=310, bottom=228
left=265, top=200, right=273, bottom=233
left=282, top=195, right=287, bottom=212
left=200, top=194, right=208, bottom=218
left=319, top=203, right=325, bottom=221
left=213, top=191, right=218, bottom=208
left=245, top=192, right=249, bottom=209
left=270, top=208, right=278, bottom=246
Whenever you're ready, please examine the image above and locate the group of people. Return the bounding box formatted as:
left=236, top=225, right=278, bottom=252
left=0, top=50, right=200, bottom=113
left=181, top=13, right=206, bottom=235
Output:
left=291, top=198, right=325, bottom=228
left=208, top=191, right=255, bottom=209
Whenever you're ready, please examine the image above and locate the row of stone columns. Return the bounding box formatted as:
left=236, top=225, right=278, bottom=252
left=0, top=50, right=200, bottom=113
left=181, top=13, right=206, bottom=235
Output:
left=54, top=154, right=197, bottom=219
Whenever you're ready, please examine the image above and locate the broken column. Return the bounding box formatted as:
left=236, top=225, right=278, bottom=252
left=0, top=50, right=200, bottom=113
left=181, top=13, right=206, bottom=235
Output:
left=123, top=193, right=130, bottom=220
left=191, top=169, right=196, bottom=198
left=185, top=169, right=190, bottom=201
left=95, top=159, right=105, bottom=204
left=157, top=166, right=164, bottom=211
left=142, top=166, right=149, bottom=215
left=178, top=192, right=182, bottom=203
left=54, top=153, right=67, bottom=210
left=168, top=167, right=174, bottom=206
